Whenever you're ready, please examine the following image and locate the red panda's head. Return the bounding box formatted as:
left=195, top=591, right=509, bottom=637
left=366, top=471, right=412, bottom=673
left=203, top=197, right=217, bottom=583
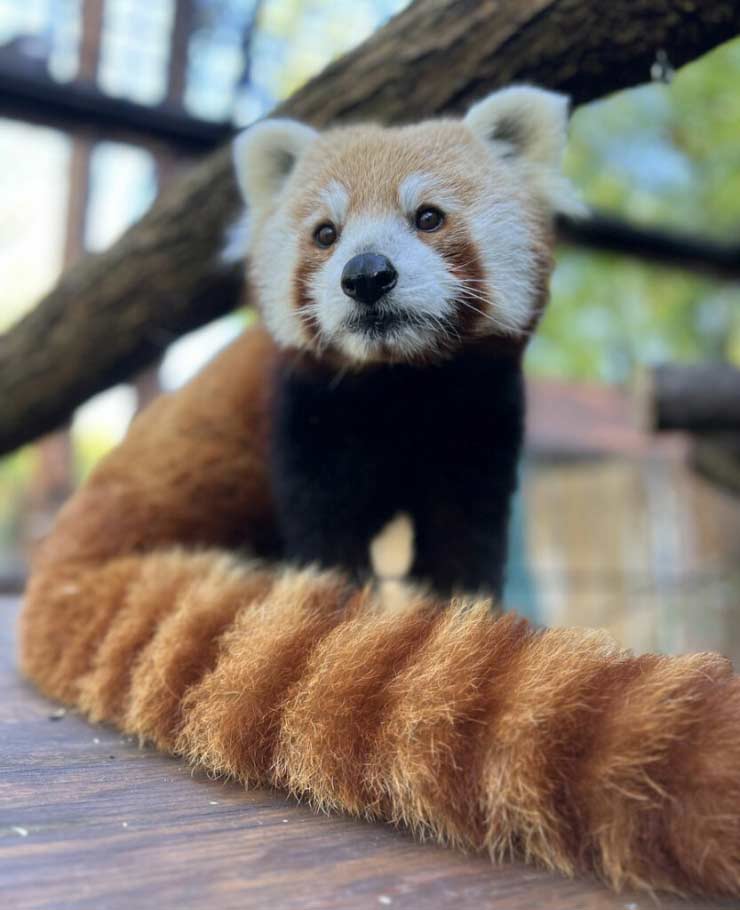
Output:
left=229, top=86, right=579, bottom=366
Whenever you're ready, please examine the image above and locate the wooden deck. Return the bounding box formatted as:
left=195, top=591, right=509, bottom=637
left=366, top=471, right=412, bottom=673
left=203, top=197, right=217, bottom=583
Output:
left=1, top=597, right=735, bottom=910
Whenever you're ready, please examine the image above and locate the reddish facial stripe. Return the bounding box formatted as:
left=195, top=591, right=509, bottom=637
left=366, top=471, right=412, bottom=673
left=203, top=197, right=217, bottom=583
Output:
left=438, top=233, right=490, bottom=338
left=293, top=257, right=322, bottom=344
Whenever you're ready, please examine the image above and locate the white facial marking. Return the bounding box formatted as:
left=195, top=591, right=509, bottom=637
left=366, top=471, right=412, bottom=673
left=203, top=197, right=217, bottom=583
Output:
left=397, top=170, right=543, bottom=338
left=398, top=172, right=459, bottom=217
left=467, top=192, right=539, bottom=335
left=248, top=205, right=308, bottom=350
left=305, top=213, right=461, bottom=361
left=320, top=180, right=349, bottom=226
left=244, top=169, right=548, bottom=357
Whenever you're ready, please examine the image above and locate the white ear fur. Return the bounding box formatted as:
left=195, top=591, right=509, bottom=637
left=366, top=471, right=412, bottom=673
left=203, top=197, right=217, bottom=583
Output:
left=465, top=85, right=586, bottom=215
left=464, top=86, right=570, bottom=169
left=232, top=118, right=319, bottom=210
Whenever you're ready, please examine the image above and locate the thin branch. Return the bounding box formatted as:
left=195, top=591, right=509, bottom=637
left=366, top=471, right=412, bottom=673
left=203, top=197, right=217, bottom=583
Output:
left=558, top=212, right=740, bottom=281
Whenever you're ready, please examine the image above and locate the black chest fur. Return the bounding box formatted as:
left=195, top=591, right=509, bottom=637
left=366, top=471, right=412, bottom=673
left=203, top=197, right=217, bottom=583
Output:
left=269, top=348, right=525, bottom=598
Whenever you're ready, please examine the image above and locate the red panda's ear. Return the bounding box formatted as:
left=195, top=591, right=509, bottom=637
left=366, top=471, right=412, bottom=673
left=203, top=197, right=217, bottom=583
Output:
left=232, top=118, right=319, bottom=210
left=464, top=86, right=570, bottom=170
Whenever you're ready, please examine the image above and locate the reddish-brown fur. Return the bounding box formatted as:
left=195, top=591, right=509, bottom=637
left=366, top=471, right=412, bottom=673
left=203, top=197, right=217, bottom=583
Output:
left=18, top=321, right=740, bottom=897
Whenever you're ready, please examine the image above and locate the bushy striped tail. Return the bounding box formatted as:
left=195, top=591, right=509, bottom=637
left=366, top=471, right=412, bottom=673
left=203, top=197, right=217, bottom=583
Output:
left=20, top=547, right=740, bottom=896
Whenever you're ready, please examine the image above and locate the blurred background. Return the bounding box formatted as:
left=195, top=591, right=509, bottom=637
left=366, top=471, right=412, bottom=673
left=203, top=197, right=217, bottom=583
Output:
left=1, top=0, right=739, bottom=658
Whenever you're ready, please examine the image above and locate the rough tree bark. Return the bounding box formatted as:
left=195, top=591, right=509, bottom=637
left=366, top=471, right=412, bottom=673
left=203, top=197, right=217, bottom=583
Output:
left=2, top=0, right=740, bottom=455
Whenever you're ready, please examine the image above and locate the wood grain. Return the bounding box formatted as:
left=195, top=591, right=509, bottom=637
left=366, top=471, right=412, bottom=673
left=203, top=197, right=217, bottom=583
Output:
left=0, top=597, right=734, bottom=910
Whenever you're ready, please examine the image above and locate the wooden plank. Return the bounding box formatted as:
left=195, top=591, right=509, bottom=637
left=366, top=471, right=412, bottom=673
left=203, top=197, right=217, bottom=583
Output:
left=520, top=456, right=740, bottom=659
left=165, top=0, right=195, bottom=107
left=78, top=0, right=104, bottom=83
left=1, top=597, right=735, bottom=909
left=635, top=363, right=740, bottom=433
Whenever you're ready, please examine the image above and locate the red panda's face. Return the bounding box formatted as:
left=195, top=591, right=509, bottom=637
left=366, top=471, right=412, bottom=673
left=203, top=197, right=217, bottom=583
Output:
left=229, top=87, right=579, bottom=365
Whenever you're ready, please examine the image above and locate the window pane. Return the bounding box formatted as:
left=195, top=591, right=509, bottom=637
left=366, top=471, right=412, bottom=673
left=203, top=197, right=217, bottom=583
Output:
left=0, top=118, right=69, bottom=328
left=98, top=0, right=175, bottom=105
left=84, top=141, right=157, bottom=251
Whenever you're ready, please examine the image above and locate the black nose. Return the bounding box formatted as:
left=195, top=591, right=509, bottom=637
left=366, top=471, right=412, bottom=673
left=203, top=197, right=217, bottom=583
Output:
left=341, top=253, right=398, bottom=305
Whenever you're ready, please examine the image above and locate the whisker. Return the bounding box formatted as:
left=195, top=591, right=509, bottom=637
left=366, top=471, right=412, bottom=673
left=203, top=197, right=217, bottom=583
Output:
left=455, top=297, right=516, bottom=333
left=458, top=290, right=493, bottom=307
left=458, top=291, right=491, bottom=301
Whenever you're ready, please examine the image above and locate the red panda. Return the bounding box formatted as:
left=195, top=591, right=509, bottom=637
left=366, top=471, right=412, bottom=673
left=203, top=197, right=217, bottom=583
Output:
left=18, top=88, right=740, bottom=897
left=228, top=86, right=573, bottom=597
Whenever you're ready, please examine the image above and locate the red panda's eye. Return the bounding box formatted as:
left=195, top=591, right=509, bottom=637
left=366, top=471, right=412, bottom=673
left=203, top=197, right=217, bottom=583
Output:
left=415, top=206, right=445, bottom=232
left=314, top=223, right=337, bottom=248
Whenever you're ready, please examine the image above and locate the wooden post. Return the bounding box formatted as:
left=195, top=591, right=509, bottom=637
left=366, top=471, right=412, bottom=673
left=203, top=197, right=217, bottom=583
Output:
left=634, top=363, right=740, bottom=434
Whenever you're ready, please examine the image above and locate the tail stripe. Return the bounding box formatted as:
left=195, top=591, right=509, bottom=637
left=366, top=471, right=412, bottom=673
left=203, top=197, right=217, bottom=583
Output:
left=20, top=549, right=740, bottom=896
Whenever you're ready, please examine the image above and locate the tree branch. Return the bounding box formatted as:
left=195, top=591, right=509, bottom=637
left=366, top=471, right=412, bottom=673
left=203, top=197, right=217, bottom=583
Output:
left=2, top=0, right=740, bottom=455
left=557, top=213, right=740, bottom=281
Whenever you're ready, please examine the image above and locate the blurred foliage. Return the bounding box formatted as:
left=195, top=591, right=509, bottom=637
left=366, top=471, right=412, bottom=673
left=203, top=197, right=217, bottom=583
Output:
left=530, top=38, right=740, bottom=382
left=249, top=0, right=406, bottom=103
left=0, top=449, right=33, bottom=567
left=236, top=0, right=407, bottom=122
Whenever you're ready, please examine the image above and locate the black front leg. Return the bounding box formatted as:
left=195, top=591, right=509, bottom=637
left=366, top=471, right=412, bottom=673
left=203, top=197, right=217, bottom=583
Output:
left=409, top=457, right=519, bottom=599
left=269, top=362, right=405, bottom=581
left=269, top=349, right=525, bottom=599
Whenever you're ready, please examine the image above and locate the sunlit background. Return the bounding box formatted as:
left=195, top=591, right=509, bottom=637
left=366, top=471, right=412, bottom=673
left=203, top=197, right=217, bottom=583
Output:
left=1, top=0, right=739, bottom=657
